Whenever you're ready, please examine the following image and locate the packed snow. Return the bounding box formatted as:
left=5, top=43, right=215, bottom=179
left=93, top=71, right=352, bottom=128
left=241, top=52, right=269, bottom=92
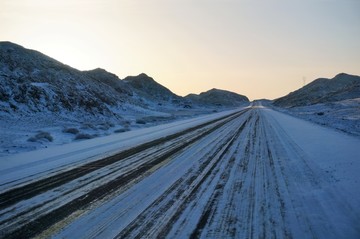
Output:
left=53, top=107, right=360, bottom=238
left=1, top=106, right=359, bottom=238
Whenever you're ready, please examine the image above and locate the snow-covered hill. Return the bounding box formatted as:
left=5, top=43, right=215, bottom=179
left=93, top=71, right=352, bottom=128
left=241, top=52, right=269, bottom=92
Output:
left=273, top=73, right=360, bottom=107
left=0, top=42, right=249, bottom=155
left=123, top=73, right=186, bottom=108
left=0, top=42, right=138, bottom=117
left=272, top=73, right=360, bottom=137
left=186, top=88, right=249, bottom=107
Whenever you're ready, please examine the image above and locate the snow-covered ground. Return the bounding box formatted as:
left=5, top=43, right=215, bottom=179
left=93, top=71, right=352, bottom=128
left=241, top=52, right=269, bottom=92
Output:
left=52, top=107, right=360, bottom=238
left=0, top=106, right=359, bottom=238
left=272, top=98, right=360, bottom=137
left=0, top=105, right=221, bottom=157
left=0, top=108, right=240, bottom=192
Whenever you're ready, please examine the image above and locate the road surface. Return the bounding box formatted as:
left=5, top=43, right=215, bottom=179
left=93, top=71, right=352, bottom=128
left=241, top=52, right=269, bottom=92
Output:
left=0, top=106, right=359, bottom=238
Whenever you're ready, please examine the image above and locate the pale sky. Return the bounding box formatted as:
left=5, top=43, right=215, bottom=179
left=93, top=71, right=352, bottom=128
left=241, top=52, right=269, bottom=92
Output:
left=1, top=0, right=359, bottom=100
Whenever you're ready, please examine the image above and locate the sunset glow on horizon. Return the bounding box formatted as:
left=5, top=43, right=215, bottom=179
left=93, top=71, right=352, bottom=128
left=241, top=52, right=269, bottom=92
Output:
left=1, top=0, right=359, bottom=100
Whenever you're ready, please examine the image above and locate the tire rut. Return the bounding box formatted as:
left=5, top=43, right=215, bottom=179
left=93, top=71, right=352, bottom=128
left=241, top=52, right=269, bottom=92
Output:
left=115, top=113, right=251, bottom=239
left=0, top=109, right=249, bottom=239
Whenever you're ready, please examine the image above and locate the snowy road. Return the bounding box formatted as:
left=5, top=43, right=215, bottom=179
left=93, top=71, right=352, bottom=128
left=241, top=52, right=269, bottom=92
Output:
left=0, top=106, right=359, bottom=238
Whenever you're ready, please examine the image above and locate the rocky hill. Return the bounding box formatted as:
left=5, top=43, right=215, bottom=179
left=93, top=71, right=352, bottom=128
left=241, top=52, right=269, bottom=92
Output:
left=186, top=88, right=249, bottom=107
left=274, top=73, right=360, bottom=107
left=0, top=42, right=250, bottom=117
left=123, top=73, right=185, bottom=107
left=0, top=41, right=138, bottom=119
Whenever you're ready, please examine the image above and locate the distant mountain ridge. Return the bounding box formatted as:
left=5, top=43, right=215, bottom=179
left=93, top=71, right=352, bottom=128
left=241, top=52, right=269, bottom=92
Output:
left=274, top=73, right=360, bottom=107
left=0, top=41, right=248, bottom=119
left=186, top=88, right=249, bottom=107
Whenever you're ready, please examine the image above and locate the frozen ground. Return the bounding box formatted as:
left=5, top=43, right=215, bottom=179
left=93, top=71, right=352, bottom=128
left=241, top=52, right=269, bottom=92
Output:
left=0, top=106, right=220, bottom=157
left=0, top=105, right=359, bottom=238
left=272, top=98, right=360, bottom=137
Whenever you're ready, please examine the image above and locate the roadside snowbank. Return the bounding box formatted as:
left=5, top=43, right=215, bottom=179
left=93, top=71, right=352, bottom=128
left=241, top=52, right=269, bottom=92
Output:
left=272, top=98, right=360, bottom=137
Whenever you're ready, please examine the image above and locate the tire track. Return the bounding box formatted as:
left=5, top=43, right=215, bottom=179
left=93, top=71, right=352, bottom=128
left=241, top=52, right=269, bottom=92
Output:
left=0, top=111, right=243, bottom=211
left=0, top=109, right=249, bottom=239
left=4, top=106, right=352, bottom=239
left=115, top=114, right=251, bottom=239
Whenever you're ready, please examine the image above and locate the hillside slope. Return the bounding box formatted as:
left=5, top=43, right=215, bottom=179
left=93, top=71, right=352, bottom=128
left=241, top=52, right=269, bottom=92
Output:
left=273, top=73, right=360, bottom=107
left=123, top=73, right=185, bottom=107
left=0, top=42, right=144, bottom=118
left=186, top=88, right=249, bottom=107
left=272, top=73, right=360, bottom=137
